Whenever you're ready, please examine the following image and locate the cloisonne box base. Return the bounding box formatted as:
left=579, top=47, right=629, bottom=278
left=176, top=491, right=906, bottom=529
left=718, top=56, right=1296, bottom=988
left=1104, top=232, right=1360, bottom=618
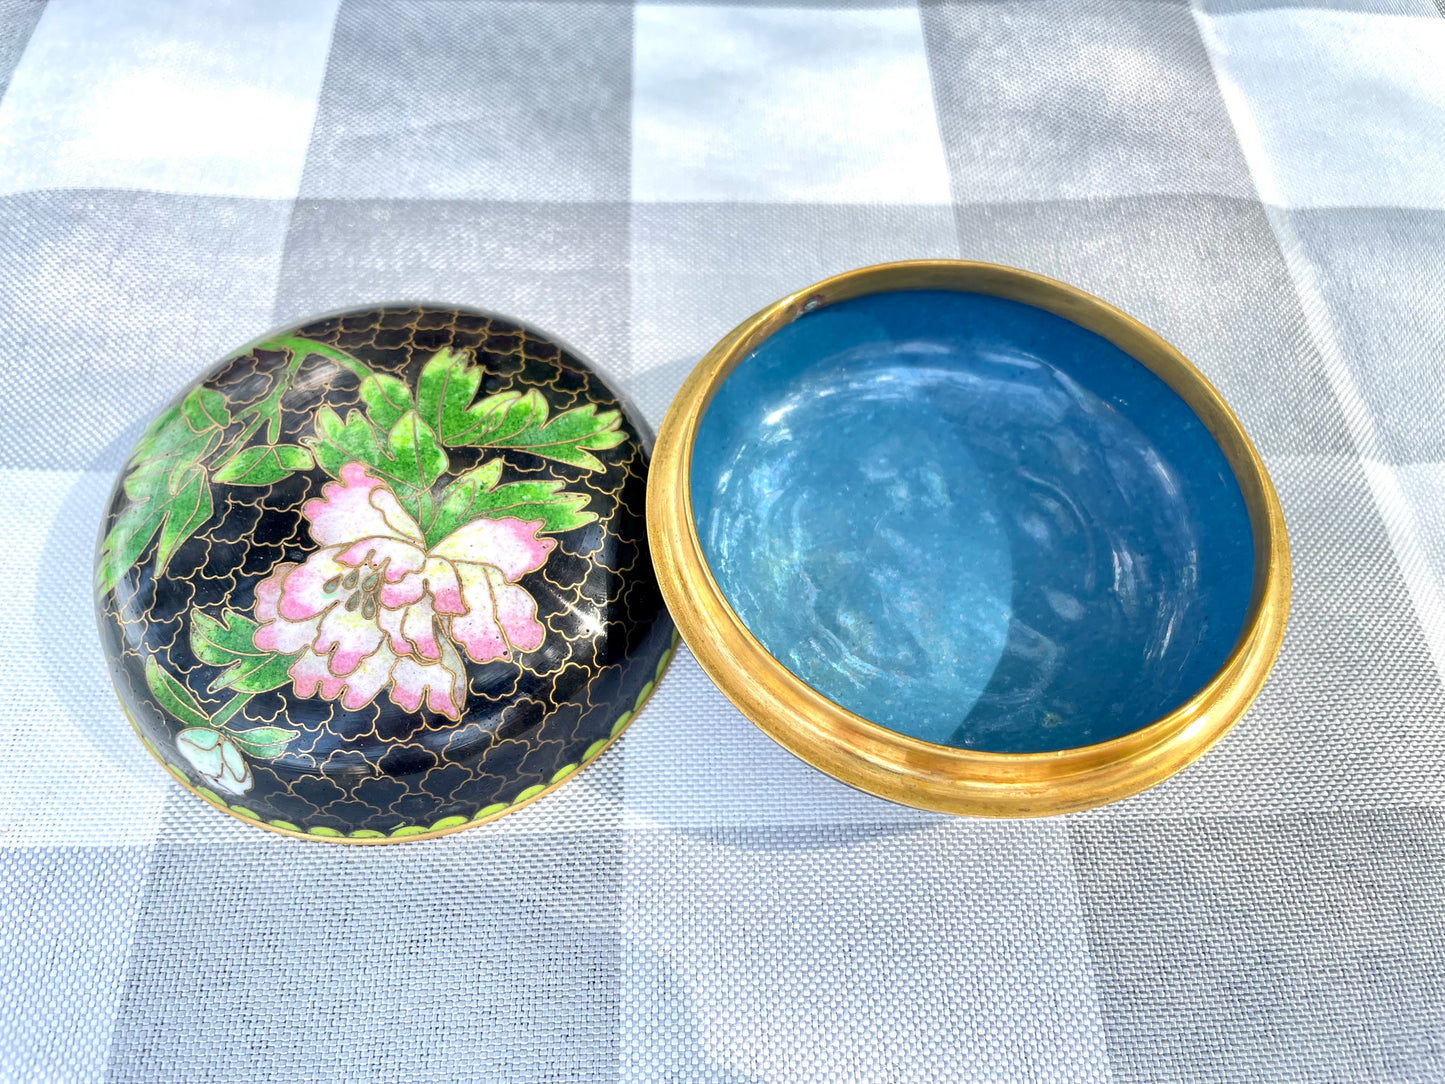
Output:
left=649, top=261, right=1289, bottom=818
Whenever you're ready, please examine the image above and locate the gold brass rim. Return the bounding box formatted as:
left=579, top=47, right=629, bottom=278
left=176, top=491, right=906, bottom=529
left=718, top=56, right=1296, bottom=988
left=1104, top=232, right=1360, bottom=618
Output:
left=647, top=260, right=1291, bottom=817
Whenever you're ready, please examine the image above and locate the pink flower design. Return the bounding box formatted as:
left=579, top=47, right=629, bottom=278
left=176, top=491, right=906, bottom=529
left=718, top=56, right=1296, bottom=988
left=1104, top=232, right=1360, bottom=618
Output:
left=252, top=462, right=554, bottom=721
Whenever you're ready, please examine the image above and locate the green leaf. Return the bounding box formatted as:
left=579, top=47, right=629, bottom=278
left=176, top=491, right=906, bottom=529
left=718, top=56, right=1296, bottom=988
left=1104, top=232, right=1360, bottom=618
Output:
left=426, top=355, right=626, bottom=468
left=145, top=657, right=211, bottom=729
left=309, top=405, right=449, bottom=492
left=98, top=463, right=216, bottom=594
left=447, top=387, right=545, bottom=447
left=494, top=397, right=627, bottom=470
left=97, top=496, right=171, bottom=595
left=213, top=444, right=314, bottom=486
left=424, top=458, right=594, bottom=546
left=122, top=444, right=193, bottom=501
left=120, top=394, right=228, bottom=563
left=190, top=610, right=298, bottom=694
left=415, top=487, right=434, bottom=529
left=417, top=348, right=483, bottom=439
left=394, top=488, right=435, bottom=532
left=247, top=395, right=285, bottom=445
left=179, top=386, right=230, bottom=433
left=306, top=406, right=385, bottom=478
left=359, top=372, right=414, bottom=430
left=385, top=410, right=448, bottom=491
left=154, top=467, right=213, bottom=576
left=128, top=420, right=220, bottom=483
left=209, top=693, right=252, bottom=730
left=129, top=404, right=185, bottom=463
left=226, top=725, right=298, bottom=760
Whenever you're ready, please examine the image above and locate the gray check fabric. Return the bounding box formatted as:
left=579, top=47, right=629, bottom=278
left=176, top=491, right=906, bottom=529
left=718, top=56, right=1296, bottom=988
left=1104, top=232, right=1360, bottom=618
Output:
left=1, top=1, right=1443, bottom=1081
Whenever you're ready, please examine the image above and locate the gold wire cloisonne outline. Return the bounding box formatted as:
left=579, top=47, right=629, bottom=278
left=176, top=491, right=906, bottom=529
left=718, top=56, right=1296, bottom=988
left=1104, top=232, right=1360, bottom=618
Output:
left=647, top=260, right=1291, bottom=817
left=128, top=629, right=679, bottom=844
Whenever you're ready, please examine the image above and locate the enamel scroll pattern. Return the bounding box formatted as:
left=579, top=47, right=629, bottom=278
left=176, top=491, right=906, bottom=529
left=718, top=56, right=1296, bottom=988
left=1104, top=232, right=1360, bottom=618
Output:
left=95, top=307, right=674, bottom=839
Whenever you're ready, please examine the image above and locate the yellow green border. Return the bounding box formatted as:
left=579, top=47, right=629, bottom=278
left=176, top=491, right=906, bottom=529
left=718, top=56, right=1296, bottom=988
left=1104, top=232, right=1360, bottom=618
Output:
left=130, top=628, right=679, bottom=843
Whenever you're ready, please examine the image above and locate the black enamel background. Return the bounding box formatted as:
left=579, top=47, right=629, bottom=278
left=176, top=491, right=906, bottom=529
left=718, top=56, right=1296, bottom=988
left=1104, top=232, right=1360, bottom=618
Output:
left=95, top=305, right=674, bottom=837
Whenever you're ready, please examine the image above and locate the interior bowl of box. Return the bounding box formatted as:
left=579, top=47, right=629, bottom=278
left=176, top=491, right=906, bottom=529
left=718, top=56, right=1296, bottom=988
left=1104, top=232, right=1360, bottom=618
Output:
left=688, top=288, right=1257, bottom=754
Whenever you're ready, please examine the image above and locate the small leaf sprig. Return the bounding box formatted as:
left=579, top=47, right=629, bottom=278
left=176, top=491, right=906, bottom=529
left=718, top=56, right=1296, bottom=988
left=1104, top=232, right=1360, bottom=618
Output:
left=97, top=341, right=316, bottom=594
left=145, top=611, right=302, bottom=795
left=96, top=387, right=227, bottom=595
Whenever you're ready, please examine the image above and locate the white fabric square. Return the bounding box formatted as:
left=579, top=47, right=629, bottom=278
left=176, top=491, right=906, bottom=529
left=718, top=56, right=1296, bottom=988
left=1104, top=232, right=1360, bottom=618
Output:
left=632, top=4, right=952, bottom=204
left=0, top=469, right=171, bottom=847
left=1201, top=8, right=1445, bottom=209
left=0, top=0, right=339, bottom=199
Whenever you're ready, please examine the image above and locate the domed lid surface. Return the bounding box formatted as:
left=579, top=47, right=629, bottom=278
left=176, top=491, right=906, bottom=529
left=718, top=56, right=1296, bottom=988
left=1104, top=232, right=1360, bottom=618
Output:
left=96, top=305, right=675, bottom=842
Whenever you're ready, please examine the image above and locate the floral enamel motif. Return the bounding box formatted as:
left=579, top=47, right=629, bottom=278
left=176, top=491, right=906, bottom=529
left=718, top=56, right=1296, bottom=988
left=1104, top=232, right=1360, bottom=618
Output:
left=95, top=307, right=674, bottom=837
left=254, top=462, right=554, bottom=721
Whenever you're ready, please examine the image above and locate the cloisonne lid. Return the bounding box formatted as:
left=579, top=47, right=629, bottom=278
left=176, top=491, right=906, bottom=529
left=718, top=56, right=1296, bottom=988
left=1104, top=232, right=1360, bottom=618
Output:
left=97, top=306, right=676, bottom=842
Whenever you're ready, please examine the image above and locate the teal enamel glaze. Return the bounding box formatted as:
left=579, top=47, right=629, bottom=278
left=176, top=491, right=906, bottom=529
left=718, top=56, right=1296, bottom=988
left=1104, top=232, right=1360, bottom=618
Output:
left=691, top=290, right=1256, bottom=753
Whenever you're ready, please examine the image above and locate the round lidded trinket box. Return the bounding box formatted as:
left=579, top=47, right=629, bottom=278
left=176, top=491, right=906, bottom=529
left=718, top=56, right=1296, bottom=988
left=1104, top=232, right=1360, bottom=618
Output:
left=650, top=261, right=1290, bottom=816
left=96, top=305, right=675, bottom=841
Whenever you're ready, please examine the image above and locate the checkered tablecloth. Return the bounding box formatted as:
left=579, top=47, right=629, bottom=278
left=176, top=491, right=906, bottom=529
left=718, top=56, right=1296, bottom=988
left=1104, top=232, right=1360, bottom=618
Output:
left=2, top=0, right=1443, bottom=1080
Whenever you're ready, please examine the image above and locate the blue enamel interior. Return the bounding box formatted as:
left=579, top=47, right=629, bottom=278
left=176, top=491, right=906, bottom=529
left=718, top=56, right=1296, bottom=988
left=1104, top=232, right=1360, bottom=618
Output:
left=690, top=289, right=1256, bottom=753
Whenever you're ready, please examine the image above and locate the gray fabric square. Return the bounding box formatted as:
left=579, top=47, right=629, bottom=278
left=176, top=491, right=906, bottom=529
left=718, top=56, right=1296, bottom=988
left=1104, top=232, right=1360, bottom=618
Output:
left=629, top=202, right=961, bottom=426
left=641, top=0, right=922, bottom=6
left=1074, top=453, right=1445, bottom=816
left=1397, top=462, right=1445, bottom=612
left=0, top=846, right=151, bottom=1083
left=923, top=0, right=1254, bottom=204
left=1070, top=810, right=1445, bottom=1082
left=623, top=821, right=1111, bottom=1083
left=0, top=1, right=45, bottom=104
left=107, top=818, right=623, bottom=1083
left=1292, top=208, right=1445, bottom=465
left=0, top=189, right=291, bottom=471
left=275, top=198, right=630, bottom=380
left=950, top=193, right=1354, bottom=457
left=299, top=0, right=631, bottom=201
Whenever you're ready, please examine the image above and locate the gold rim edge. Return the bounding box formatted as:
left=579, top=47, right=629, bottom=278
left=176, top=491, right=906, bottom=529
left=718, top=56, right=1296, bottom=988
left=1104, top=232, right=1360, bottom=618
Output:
left=127, top=628, right=680, bottom=843
left=647, top=259, right=1291, bottom=818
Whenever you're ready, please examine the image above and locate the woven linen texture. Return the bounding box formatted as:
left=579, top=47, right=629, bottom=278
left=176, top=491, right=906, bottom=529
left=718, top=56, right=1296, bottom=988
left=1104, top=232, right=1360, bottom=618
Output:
left=1, top=0, right=1443, bottom=1080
